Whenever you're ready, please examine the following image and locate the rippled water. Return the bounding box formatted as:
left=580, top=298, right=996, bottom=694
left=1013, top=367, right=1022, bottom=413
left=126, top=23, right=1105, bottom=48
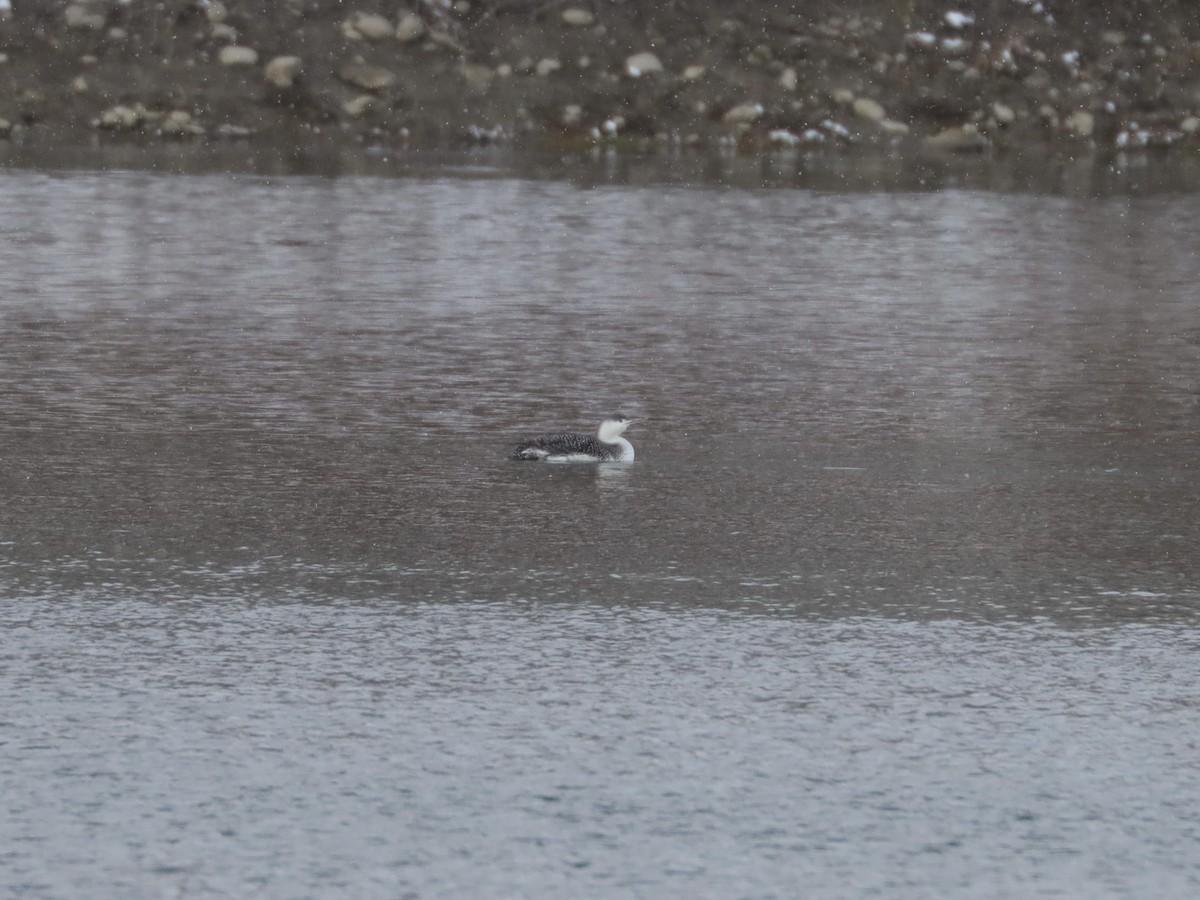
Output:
left=2, top=164, right=1198, bottom=898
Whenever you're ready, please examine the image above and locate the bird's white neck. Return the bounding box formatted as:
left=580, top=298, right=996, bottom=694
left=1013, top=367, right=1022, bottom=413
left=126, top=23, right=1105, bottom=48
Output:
left=611, top=437, right=634, bottom=462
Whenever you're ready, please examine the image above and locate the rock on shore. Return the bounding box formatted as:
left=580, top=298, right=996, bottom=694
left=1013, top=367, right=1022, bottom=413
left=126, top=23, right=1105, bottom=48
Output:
left=1, top=0, right=1199, bottom=157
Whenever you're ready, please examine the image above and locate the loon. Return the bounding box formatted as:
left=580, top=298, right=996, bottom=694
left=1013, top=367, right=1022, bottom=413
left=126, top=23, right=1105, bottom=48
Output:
left=511, top=415, right=636, bottom=463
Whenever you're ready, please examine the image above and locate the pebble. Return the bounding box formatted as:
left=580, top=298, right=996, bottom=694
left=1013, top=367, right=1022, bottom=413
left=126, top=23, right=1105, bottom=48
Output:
left=906, top=32, right=937, bottom=51
left=944, top=11, right=974, bottom=30
left=205, top=1, right=228, bottom=24
left=342, top=95, right=376, bottom=117
left=1181, top=116, right=1200, bottom=134
left=98, top=104, right=144, bottom=129
left=852, top=97, right=885, bottom=122
left=395, top=13, right=426, bottom=44
left=992, top=102, right=1016, bottom=125
left=821, top=119, right=851, bottom=140
left=342, top=13, right=394, bottom=41
left=219, top=46, right=259, bottom=67
left=561, top=104, right=583, bottom=126
left=722, top=102, right=763, bottom=125
left=428, top=30, right=467, bottom=54
left=64, top=4, right=105, bottom=31
left=159, top=110, right=204, bottom=136
left=879, top=119, right=910, bottom=135
left=0, top=118, right=11, bottom=138
left=339, top=62, right=396, bottom=91
left=924, top=123, right=988, bottom=152
left=465, top=124, right=505, bottom=143
left=625, top=52, right=664, bottom=77
left=941, top=37, right=970, bottom=57
left=831, top=88, right=855, bottom=105
left=535, top=58, right=561, bottom=77
left=460, top=64, right=493, bottom=91
left=210, top=23, right=238, bottom=43
left=778, top=67, right=797, bottom=91
left=561, top=8, right=594, bottom=27
left=264, top=55, right=302, bottom=89
left=1064, top=110, right=1094, bottom=137
left=681, top=64, right=705, bottom=81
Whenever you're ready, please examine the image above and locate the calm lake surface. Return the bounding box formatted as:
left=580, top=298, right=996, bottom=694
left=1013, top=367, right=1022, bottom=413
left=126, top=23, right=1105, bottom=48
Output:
left=2, top=158, right=1198, bottom=898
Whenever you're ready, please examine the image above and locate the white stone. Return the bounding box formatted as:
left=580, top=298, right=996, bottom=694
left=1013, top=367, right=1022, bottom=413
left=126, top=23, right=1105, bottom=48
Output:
left=722, top=102, right=763, bottom=125
left=1064, top=110, right=1094, bottom=137
left=64, top=5, right=105, bottom=30
left=624, top=52, right=664, bottom=77
left=778, top=67, right=797, bottom=91
left=219, top=46, right=259, bottom=66
left=941, top=38, right=970, bottom=57
left=831, top=87, right=855, bottom=105
left=98, top=104, right=144, bottom=129
left=395, top=13, right=426, bottom=44
left=344, top=13, right=393, bottom=41
left=681, top=64, right=705, bottom=81
left=821, top=119, right=851, bottom=139
left=944, top=11, right=974, bottom=29
left=428, top=30, right=466, bottom=53
left=1180, top=116, right=1200, bottom=134
left=535, top=58, right=561, bottom=77
left=264, top=55, right=302, bottom=89
left=339, top=62, right=395, bottom=91
left=561, top=8, right=594, bottom=27
left=342, top=95, right=376, bottom=118
left=460, top=64, right=493, bottom=91
left=562, top=104, right=583, bottom=126
left=852, top=97, right=885, bottom=122
left=924, top=123, right=987, bottom=152
left=160, top=110, right=204, bottom=136
left=992, top=102, right=1016, bottom=124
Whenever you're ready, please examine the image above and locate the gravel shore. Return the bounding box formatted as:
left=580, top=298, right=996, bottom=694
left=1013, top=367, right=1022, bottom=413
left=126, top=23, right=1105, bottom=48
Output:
left=3, top=1, right=1200, bottom=162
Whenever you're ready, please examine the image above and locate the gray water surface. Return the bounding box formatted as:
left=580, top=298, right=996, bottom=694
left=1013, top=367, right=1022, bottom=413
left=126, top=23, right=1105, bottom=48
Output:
left=2, top=167, right=1199, bottom=898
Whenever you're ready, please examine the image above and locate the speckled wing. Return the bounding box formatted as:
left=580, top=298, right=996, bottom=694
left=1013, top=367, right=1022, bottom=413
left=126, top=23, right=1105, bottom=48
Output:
left=511, top=431, right=607, bottom=461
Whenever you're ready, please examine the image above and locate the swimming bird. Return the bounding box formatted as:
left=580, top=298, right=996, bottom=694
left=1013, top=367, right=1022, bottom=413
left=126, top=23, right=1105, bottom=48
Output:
left=511, top=414, right=636, bottom=463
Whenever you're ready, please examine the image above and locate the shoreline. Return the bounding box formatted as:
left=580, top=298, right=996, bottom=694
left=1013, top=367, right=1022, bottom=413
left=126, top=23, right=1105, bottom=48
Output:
left=3, top=1, right=1200, bottom=168
left=5, top=132, right=1200, bottom=198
